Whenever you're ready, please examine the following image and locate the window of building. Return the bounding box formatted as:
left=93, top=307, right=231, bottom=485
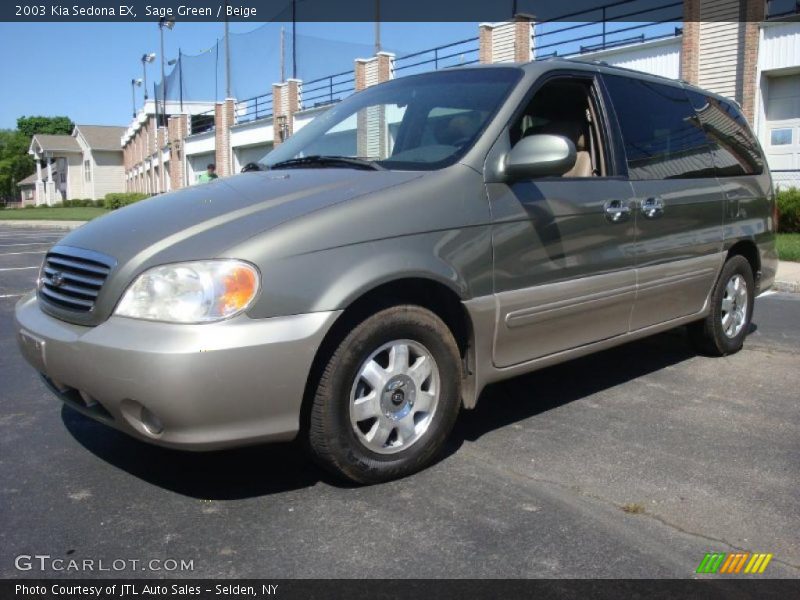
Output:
left=684, top=90, right=764, bottom=177
left=603, top=74, right=714, bottom=179
left=84, top=160, right=92, bottom=182
left=770, top=128, right=793, bottom=146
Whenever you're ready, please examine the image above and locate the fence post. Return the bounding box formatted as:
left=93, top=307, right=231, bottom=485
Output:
left=353, top=52, right=395, bottom=159
left=272, top=78, right=303, bottom=147
left=214, top=98, right=235, bottom=176
left=168, top=114, right=188, bottom=190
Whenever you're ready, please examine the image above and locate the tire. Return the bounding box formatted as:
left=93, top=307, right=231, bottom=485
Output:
left=688, top=255, right=754, bottom=356
left=307, top=305, right=462, bottom=484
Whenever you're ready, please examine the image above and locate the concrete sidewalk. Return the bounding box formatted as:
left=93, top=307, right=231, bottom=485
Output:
left=0, top=220, right=86, bottom=230
left=775, top=260, right=800, bottom=293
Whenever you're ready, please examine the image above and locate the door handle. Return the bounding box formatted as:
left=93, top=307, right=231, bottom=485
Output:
left=641, top=196, right=665, bottom=219
left=603, top=200, right=631, bottom=223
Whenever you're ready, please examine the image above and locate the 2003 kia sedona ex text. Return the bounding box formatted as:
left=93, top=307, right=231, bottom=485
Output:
left=15, top=60, right=777, bottom=483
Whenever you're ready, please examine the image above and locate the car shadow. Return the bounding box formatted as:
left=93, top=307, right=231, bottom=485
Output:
left=61, top=407, right=338, bottom=499
left=448, top=327, right=699, bottom=448
left=63, top=324, right=727, bottom=499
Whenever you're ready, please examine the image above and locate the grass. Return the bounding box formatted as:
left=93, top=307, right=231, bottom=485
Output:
left=0, top=207, right=108, bottom=221
left=777, top=233, right=800, bottom=263
left=620, top=503, right=645, bottom=514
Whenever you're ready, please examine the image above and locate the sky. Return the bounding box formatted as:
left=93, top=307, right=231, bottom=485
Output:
left=0, top=22, right=478, bottom=130
left=0, top=17, right=678, bottom=131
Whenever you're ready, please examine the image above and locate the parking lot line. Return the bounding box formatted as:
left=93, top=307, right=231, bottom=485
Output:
left=0, top=243, right=54, bottom=247
left=0, top=293, right=24, bottom=298
left=0, top=266, right=39, bottom=271
left=0, top=251, right=45, bottom=256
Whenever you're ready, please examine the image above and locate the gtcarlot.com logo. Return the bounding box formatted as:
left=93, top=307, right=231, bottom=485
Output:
left=696, top=552, right=773, bottom=574
left=14, top=554, right=194, bottom=572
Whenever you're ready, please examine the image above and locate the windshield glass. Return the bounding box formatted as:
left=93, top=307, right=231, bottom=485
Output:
left=264, top=68, right=522, bottom=171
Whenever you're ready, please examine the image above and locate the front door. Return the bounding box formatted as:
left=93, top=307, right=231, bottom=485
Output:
left=488, top=74, right=637, bottom=368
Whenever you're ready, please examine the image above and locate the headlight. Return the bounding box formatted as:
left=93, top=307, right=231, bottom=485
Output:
left=115, top=260, right=260, bottom=323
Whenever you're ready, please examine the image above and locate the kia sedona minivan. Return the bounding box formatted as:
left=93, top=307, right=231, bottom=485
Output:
left=15, top=59, right=777, bottom=483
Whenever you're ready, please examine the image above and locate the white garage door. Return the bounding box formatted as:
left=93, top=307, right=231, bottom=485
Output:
left=235, top=144, right=273, bottom=172
left=188, top=152, right=216, bottom=184
left=765, top=74, right=800, bottom=183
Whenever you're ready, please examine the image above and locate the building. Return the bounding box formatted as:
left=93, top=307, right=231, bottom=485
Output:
left=26, top=124, right=127, bottom=205
left=121, top=0, right=799, bottom=192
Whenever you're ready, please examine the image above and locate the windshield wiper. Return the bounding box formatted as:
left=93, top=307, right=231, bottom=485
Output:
left=270, top=155, right=385, bottom=171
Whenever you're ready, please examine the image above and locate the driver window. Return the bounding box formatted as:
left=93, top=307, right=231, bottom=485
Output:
left=511, top=79, right=607, bottom=177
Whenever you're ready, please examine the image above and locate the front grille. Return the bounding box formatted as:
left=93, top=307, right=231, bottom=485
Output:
left=39, top=247, right=113, bottom=313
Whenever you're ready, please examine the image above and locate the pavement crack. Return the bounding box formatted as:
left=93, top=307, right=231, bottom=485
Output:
left=458, top=445, right=800, bottom=573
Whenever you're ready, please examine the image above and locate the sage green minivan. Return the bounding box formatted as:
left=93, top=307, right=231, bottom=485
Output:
left=16, top=59, right=777, bottom=483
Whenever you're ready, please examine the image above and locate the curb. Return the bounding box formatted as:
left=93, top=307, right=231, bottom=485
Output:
left=0, top=220, right=87, bottom=230
left=773, top=280, right=799, bottom=294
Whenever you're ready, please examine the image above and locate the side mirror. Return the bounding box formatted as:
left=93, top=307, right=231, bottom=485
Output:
left=504, top=134, right=577, bottom=181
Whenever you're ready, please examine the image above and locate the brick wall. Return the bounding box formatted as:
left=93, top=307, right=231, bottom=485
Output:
left=681, top=0, right=700, bottom=84
left=168, top=114, right=188, bottom=190
left=741, top=0, right=765, bottom=123
left=214, top=99, right=235, bottom=176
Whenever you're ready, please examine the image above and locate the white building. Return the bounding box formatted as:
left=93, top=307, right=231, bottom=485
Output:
left=25, top=124, right=127, bottom=205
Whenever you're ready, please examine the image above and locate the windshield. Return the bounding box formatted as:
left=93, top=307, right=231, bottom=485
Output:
left=264, top=68, right=522, bottom=171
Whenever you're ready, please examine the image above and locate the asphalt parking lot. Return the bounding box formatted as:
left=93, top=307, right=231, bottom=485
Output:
left=0, top=223, right=798, bottom=579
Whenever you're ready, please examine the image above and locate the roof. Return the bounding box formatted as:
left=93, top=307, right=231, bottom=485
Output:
left=31, top=134, right=80, bottom=153
left=17, top=172, right=38, bottom=187
left=75, top=124, right=126, bottom=151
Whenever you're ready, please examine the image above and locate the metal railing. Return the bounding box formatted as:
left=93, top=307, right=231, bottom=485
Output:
left=189, top=108, right=215, bottom=136
left=394, top=36, right=480, bottom=75
left=236, top=92, right=273, bottom=123
left=579, top=26, right=683, bottom=54
left=532, top=0, right=684, bottom=59
left=302, top=70, right=356, bottom=108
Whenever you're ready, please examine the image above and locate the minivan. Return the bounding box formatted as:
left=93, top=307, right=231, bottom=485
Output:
left=15, top=59, right=777, bottom=483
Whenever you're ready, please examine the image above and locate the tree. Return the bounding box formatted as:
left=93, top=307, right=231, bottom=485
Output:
left=16, top=115, right=74, bottom=138
left=0, top=130, right=35, bottom=200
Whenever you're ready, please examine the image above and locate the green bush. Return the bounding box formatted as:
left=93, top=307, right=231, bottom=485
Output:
left=777, top=187, right=800, bottom=234
left=104, top=192, right=149, bottom=210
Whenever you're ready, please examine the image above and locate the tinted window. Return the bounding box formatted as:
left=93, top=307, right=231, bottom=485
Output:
left=684, top=90, right=764, bottom=176
left=604, top=75, right=714, bottom=180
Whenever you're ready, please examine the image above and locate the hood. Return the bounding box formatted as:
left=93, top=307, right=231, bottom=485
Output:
left=48, top=169, right=422, bottom=325
left=64, top=169, right=421, bottom=264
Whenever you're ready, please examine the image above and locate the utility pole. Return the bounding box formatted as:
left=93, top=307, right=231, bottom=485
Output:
left=375, top=0, right=381, bottom=54
left=292, top=0, right=297, bottom=79
left=280, top=26, right=286, bottom=83
left=224, top=0, right=232, bottom=98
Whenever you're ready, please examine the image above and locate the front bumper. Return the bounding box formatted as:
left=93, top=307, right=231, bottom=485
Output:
left=14, top=293, right=340, bottom=450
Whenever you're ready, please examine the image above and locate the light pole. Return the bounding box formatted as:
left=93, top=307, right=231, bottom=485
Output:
left=131, top=78, right=142, bottom=118
left=141, top=52, right=155, bottom=100
left=158, top=17, right=175, bottom=122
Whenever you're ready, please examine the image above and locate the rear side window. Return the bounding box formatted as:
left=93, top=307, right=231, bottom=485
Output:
left=603, top=74, right=714, bottom=180
left=684, top=90, right=764, bottom=176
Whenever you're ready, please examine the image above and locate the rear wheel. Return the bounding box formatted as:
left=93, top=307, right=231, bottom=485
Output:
left=688, top=255, right=754, bottom=356
left=307, top=305, right=462, bottom=484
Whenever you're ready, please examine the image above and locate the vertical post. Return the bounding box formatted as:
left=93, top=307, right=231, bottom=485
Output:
left=224, top=0, right=232, bottom=99
left=680, top=0, right=700, bottom=84
left=292, top=0, right=297, bottom=79
left=179, top=50, right=184, bottom=112
left=374, top=0, right=381, bottom=54
left=280, top=26, right=285, bottom=83
left=159, top=25, right=166, bottom=124
left=434, top=47, right=438, bottom=70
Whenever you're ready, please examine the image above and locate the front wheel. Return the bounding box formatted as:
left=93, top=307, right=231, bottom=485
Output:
left=688, top=255, right=754, bottom=356
left=307, top=305, right=462, bottom=484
